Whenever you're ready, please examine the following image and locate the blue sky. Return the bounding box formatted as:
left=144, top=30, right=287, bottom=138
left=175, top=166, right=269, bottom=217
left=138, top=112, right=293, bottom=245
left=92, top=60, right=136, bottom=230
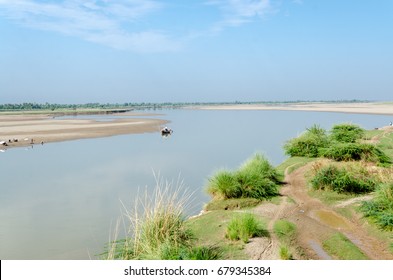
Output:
left=0, top=0, right=392, bottom=104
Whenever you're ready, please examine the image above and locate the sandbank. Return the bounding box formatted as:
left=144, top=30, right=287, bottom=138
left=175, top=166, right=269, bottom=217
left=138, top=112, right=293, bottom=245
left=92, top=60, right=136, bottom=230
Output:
left=195, top=102, right=393, bottom=115
left=0, top=113, right=168, bottom=150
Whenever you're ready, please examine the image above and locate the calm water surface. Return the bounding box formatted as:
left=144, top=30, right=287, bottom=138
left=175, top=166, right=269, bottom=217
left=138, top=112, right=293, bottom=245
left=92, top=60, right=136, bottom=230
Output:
left=0, top=109, right=391, bottom=259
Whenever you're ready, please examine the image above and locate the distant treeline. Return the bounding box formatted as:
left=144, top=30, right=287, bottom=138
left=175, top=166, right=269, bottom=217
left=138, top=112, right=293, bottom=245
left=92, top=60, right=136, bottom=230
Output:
left=0, top=100, right=372, bottom=111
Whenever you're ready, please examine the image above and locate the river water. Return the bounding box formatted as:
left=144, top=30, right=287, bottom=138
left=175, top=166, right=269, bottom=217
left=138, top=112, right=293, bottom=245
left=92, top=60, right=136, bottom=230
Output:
left=0, top=109, right=391, bottom=259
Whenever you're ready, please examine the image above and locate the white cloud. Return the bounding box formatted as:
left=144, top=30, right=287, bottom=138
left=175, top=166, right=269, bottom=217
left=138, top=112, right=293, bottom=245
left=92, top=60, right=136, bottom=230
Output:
left=0, top=0, right=181, bottom=52
left=206, top=0, right=271, bottom=31
left=0, top=0, right=273, bottom=52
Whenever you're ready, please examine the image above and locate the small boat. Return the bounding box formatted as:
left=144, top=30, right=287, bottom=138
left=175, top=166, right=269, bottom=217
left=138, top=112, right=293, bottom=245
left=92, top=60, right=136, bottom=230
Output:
left=161, top=127, right=173, bottom=136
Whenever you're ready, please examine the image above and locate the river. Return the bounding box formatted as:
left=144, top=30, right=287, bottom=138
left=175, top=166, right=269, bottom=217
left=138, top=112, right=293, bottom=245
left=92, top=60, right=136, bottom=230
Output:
left=0, top=109, right=391, bottom=259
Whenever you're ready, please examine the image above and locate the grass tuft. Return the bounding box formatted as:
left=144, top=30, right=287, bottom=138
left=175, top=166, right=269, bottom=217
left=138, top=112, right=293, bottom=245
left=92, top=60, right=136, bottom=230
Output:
left=226, top=213, right=267, bottom=243
left=104, top=176, right=220, bottom=260
left=206, top=153, right=280, bottom=200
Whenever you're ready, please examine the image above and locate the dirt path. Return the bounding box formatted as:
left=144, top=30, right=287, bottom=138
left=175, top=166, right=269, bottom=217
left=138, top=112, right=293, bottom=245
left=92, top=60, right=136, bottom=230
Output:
left=247, top=163, right=393, bottom=259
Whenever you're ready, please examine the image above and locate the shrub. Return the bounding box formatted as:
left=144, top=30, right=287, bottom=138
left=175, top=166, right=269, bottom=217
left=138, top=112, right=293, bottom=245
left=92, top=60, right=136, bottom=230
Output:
left=310, top=164, right=378, bottom=194
left=284, top=125, right=328, bottom=157
left=361, top=183, right=393, bottom=231
left=226, top=213, right=264, bottom=243
left=206, top=154, right=279, bottom=200
left=330, top=123, right=365, bottom=143
left=319, top=143, right=391, bottom=164
left=284, top=123, right=391, bottom=165
left=207, top=170, right=242, bottom=199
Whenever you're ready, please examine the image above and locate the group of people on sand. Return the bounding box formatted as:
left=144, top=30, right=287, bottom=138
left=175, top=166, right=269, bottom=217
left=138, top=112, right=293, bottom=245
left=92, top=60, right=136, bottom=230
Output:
left=0, top=137, right=44, bottom=149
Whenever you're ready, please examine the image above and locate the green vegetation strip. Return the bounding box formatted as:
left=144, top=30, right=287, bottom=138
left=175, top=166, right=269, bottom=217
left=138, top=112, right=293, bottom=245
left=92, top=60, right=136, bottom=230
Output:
left=361, top=183, right=393, bottom=231
left=273, top=219, right=297, bottom=260
left=322, top=232, right=368, bottom=260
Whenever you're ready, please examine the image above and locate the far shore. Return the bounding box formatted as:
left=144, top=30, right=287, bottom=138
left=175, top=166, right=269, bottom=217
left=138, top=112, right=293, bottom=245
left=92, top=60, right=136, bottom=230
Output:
left=2, top=102, right=393, bottom=150
left=193, top=102, right=393, bottom=116
left=0, top=113, right=168, bottom=150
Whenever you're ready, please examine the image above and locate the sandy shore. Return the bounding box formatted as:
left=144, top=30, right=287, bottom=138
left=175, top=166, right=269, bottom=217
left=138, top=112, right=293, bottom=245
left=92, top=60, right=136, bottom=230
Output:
left=195, top=102, right=393, bottom=115
left=0, top=113, right=168, bottom=150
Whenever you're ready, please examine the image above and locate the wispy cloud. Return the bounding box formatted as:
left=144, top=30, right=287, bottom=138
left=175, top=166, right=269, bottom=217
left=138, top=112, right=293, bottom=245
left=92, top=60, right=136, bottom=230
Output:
left=0, top=0, right=182, bottom=52
left=205, top=0, right=271, bottom=32
left=0, top=0, right=273, bottom=52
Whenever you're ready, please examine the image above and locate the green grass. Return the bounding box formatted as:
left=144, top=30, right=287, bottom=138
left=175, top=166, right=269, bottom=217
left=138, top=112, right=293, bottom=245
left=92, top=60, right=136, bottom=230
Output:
left=377, top=131, right=393, bottom=160
left=204, top=197, right=261, bottom=211
left=308, top=188, right=357, bottom=206
left=226, top=213, right=268, bottom=243
left=104, top=178, right=221, bottom=260
left=330, top=123, right=364, bottom=143
left=206, top=153, right=280, bottom=200
left=276, top=156, right=316, bottom=179
left=284, top=123, right=391, bottom=165
left=310, top=163, right=379, bottom=194
left=279, top=245, right=293, bottom=260
left=273, top=219, right=297, bottom=260
left=186, top=210, right=248, bottom=259
left=273, top=219, right=296, bottom=241
left=322, top=232, right=368, bottom=260
left=283, top=126, right=329, bottom=157
left=361, top=183, right=393, bottom=231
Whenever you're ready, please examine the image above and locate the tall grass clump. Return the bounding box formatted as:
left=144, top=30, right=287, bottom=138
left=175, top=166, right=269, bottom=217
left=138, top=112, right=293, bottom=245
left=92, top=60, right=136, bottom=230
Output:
left=206, top=153, right=279, bottom=200
left=330, top=123, right=365, bottom=143
left=319, top=143, right=391, bottom=164
left=226, top=213, right=266, bottom=243
left=105, top=176, right=220, bottom=260
left=206, top=170, right=241, bottom=200
left=236, top=154, right=280, bottom=199
left=361, top=183, right=393, bottom=231
left=310, top=164, right=378, bottom=194
left=284, top=123, right=391, bottom=165
left=284, top=125, right=329, bottom=157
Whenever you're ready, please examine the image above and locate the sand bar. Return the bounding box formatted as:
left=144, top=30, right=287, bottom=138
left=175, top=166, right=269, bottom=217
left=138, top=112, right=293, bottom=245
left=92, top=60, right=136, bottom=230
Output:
left=195, top=102, right=393, bottom=115
left=0, top=113, right=168, bottom=149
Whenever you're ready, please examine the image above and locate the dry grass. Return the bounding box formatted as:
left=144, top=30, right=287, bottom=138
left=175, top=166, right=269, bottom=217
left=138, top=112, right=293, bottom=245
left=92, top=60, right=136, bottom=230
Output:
left=105, top=174, right=195, bottom=259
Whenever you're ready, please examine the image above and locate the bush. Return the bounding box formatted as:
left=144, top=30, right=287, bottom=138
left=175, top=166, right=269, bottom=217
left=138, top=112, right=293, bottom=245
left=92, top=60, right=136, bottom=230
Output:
left=330, top=123, right=365, bottom=143
left=206, top=154, right=279, bottom=200
left=284, top=125, right=328, bottom=157
left=226, top=213, right=264, bottom=243
left=207, top=170, right=242, bottom=199
left=310, top=164, right=378, bottom=194
left=319, top=143, right=391, bottom=164
left=284, top=123, right=391, bottom=165
left=361, top=183, right=393, bottom=231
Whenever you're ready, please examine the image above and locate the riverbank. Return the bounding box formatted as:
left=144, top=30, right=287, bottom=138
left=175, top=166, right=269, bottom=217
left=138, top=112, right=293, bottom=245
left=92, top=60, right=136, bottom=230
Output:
left=195, top=102, right=393, bottom=116
left=0, top=113, right=168, bottom=150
